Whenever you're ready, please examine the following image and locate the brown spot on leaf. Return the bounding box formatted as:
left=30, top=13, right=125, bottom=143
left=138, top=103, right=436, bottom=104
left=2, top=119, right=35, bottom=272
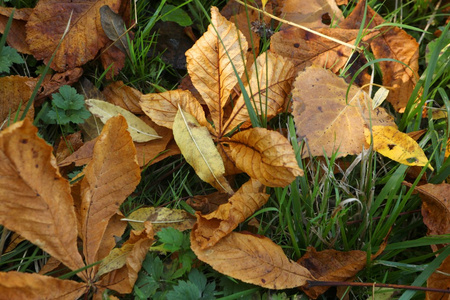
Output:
left=293, top=43, right=300, bottom=48
left=388, top=144, right=395, bottom=150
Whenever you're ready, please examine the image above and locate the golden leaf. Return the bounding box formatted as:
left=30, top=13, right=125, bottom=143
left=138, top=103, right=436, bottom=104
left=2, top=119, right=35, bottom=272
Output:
left=185, top=6, right=247, bottom=133
left=281, top=0, right=343, bottom=28
left=0, top=76, right=36, bottom=126
left=86, top=99, right=161, bottom=142
left=103, top=81, right=143, bottom=114
left=193, top=179, right=269, bottom=249
left=0, top=119, right=85, bottom=273
left=173, top=106, right=233, bottom=194
left=191, top=230, right=315, bottom=289
left=225, top=127, right=303, bottom=186
left=365, top=125, right=432, bottom=170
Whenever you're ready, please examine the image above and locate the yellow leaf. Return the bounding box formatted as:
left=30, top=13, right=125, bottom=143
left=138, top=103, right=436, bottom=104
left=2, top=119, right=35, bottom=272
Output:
left=124, top=207, right=196, bottom=232
left=225, top=127, right=303, bottom=187
left=185, top=6, right=247, bottom=133
left=173, top=106, right=233, bottom=194
left=364, top=125, right=433, bottom=170
left=96, top=244, right=134, bottom=279
left=85, top=99, right=161, bottom=142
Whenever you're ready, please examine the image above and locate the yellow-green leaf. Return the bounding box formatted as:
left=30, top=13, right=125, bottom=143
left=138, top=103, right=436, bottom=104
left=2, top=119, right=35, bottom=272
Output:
left=85, top=99, right=161, bottom=142
left=96, top=244, right=134, bottom=279
left=173, top=106, right=233, bottom=194
left=123, top=207, right=196, bottom=232
left=365, top=125, right=433, bottom=170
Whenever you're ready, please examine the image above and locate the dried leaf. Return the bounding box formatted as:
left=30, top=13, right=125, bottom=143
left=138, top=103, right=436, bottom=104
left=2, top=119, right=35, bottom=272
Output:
left=193, top=179, right=269, bottom=249
left=224, top=52, right=295, bottom=134
left=86, top=99, right=161, bottom=142
left=36, top=68, right=84, bottom=104
left=281, top=0, right=343, bottom=28
left=100, top=5, right=130, bottom=56
left=96, top=244, right=134, bottom=279
left=80, top=115, right=141, bottom=267
left=0, top=7, right=32, bottom=54
left=191, top=230, right=315, bottom=289
left=0, top=119, right=85, bottom=273
left=26, top=0, right=122, bottom=71
left=224, top=127, right=303, bottom=187
left=97, top=212, right=128, bottom=263
left=187, top=191, right=230, bottom=214
left=427, top=254, right=450, bottom=300
left=185, top=6, right=247, bottom=132
left=103, top=81, right=142, bottom=114
left=100, top=42, right=127, bottom=79
left=365, top=126, right=432, bottom=170
left=298, top=247, right=368, bottom=298
left=55, top=131, right=83, bottom=164
left=58, top=138, right=97, bottom=167
left=292, top=65, right=395, bottom=157
left=173, top=107, right=233, bottom=194
left=0, top=272, right=86, bottom=299
left=125, top=207, right=196, bottom=232
left=0, top=76, right=36, bottom=126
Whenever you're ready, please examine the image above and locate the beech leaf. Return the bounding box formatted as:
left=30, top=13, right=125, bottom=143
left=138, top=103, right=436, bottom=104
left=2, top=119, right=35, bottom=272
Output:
left=225, top=127, right=303, bottom=187
left=100, top=5, right=130, bottom=56
left=86, top=99, right=161, bottom=142
left=190, top=230, right=315, bottom=289
left=173, top=106, right=234, bottom=194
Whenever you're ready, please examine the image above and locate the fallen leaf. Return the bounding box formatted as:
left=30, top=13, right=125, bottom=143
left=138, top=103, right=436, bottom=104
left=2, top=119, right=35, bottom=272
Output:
left=103, top=81, right=143, bottom=114
left=125, top=206, right=196, bottom=232
left=185, top=6, right=247, bottom=133
left=55, top=131, right=84, bottom=164
left=187, top=191, right=230, bottom=214
left=0, top=75, right=36, bottom=126
left=97, top=244, right=134, bottom=279
left=100, top=42, right=126, bottom=79
left=100, top=5, right=130, bottom=56
left=281, top=0, right=343, bottom=28
left=292, top=65, right=395, bottom=157
left=427, top=254, right=450, bottom=300
left=173, top=107, right=233, bottom=194
left=224, top=127, right=304, bottom=187
left=0, top=119, right=85, bottom=273
left=190, top=230, right=315, bottom=289
left=26, top=0, right=122, bottom=71
left=365, top=126, right=432, bottom=170
left=35, top=68, right=84, bottom=105
left=193, top=179, right=269, bottom=249
left=86, top=99, right=161, bottom=142
left=0, top=7, right=32, bottom=54
left=58, top=138, right=97, bottom=167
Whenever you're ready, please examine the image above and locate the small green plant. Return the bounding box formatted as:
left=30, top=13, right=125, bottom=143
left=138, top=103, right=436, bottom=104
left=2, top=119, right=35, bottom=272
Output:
left=40, top=85, right=91, bottom=133
left=0, top=9, right=24, bottom=74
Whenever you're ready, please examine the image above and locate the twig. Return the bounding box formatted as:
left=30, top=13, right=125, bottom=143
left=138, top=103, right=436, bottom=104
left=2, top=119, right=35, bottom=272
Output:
left=234, top=0, right=362, bottom=52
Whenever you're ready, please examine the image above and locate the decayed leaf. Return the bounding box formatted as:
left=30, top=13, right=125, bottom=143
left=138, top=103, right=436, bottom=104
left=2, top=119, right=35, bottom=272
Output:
left=340, top=0, right=419, bottom=112
left=224, top=128, right=303, bottom=186
left=187, top=191, right=230, bottom=214
left=103, top=81, right=143, bottom=114
left=35, top=68, right=84, bottom=104
left=0, top=119, right=85, bottom=273
left=100, top=5, right=130, bottom=56
left=173, top=107, right=233, bottom=194
left=298, top=247, right=369, bottom=298
left=140, top=89, right=210, bottom=130
left=125, top=206, right=196, bottom=232
left=0, top=76, right=36, bottom=126
left=26, top=0, right=122, bottom=71
left=58, top=138, right=97, bottom=167
left=223, top=52, right=295, bottom=134
left=193, top=179, right=269, bottom=249
left=0, top=272, right=86, bottom=299
left=185, top=6, right=247, bottom=132
left=281, top=0, right=343, bottom=28
left=292, top=65, right=395, bottom=157
left=80, top=115, right=141, bottom=267
left=365, top=126, right=432, bottom=170
left=191, top=230, right=315, bottom=289
left=86, top=99, right=161, bottom=142
left=427, top=254, right=450, bottom=300
left=0, top=7, right=32, bottom=54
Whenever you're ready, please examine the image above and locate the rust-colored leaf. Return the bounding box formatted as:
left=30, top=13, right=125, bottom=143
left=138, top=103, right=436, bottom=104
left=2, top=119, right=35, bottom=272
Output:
left=427, top=254, right=450, bottom=300
left=55, top=131, right=84, bottom=165
left=193, top=179, right=269, bottom=249
left=0, top=119, right=85, bottom=273
left=187, top=191, right=230, bottom=215
left=100, top=42, right=127, bottom=79
left=26, top=0, right=122, bottom=72
left=0, top=76, right=36, bottom=126
left=0, top=272, right=87, bottom=300
left=224, top=52, right=295, bottom=134
left=292, top=65, right=395, bottom=157
left=58, top=138, right=97, bottom=167
left=191, top=230, right=315, bottom=289
left=225, top=127, right=303, bottom=186
left=0, top=7, right=32, bottom=54
left=185, top=6, right=247, bottom=133
left=103, top=81, right=143, bottom=114
left=80, top=115, right=141, bottom=269
left=35, top=68, right=83, bottom=104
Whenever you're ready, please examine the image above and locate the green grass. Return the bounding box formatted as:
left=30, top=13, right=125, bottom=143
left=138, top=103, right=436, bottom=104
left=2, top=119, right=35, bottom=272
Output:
left=1, top=0, right=450, bottom=299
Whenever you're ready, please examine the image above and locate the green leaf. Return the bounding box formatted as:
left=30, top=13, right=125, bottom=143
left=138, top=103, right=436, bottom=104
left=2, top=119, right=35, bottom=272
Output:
left=0, top=46, right=24, bottom=73
left=166, top=280, right=202, bottom=300
left=157, top=227, right=184, bottom=252
left=161, top=4, right=193, bottom=27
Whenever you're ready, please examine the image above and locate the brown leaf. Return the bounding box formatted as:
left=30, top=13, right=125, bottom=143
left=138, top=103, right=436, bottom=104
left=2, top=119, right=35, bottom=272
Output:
left=80, top=115, right=141, bottom=269
left=340, top=0, right=419, bottom=112
left=55, top=131, right=84, bottom=165
left=97, top=212, right=128, bottom=263
left=224, top=127, right=303, bottom=186
left=0, top=7, right=32, bottom=54
left=100, top=5, right=130, bottom=56
left=35, top=68, right=84, bottom=104
left=125, top=206, right=196, bottom=232
left=281, top=0, right=343, bottom=28
left=185, top=6, right=247, bottom=133
left=187, top=191, right=230, bottom=214
left=292, top=65, right=395, bottom=157
left=0, top=119, right=85, bottom=273
left=224, top=52, right=295, bottom=134
left=191, top=230, right=315, bottom=289
left=193, top=179, right=269, bottom=249
left=26, top=0, right=122, bottom=72
left=58, top=138, right=97, bottom=167
left=100, top=42, right=127, bottom=79
left=0, top=76, right=36, bottom=126
left=103, top=81, right=143, bottom=114
left=0, top=272, right=86, bottom=299
left=298, top=247, right=368, bottom=298
left=427, top=254, right=450, bottom=300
